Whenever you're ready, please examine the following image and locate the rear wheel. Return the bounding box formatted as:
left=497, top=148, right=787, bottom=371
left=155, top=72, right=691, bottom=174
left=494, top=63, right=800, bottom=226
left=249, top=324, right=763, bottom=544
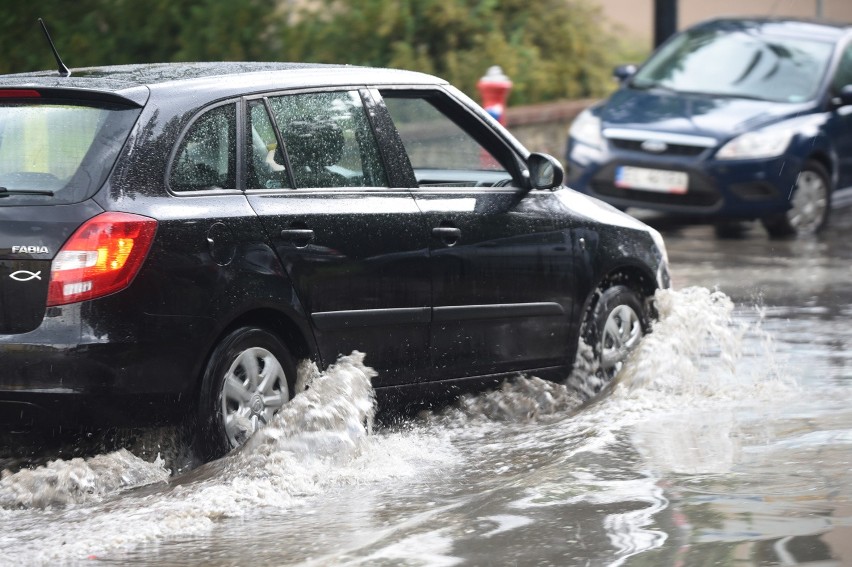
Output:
left=196, top=327, right=294, bottom=460
left=761, top=160, right=831, bottom=237
left=584, top=286, right=648, bottom=380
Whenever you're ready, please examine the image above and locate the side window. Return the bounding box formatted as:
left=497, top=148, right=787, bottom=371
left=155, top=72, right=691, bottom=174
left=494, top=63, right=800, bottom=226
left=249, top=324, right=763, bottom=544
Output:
left=381, top=92, right=508, bottom=187
left=170, top=104, right=236, bottom=192
left=266, top=91, right=387, bottom=189
left=833, top=43, right=852, bottom=93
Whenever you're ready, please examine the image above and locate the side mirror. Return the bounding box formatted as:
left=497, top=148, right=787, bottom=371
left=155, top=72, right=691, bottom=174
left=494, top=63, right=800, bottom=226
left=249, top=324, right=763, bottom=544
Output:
left=613, top=64, right=637, bottom=83
left=527, top=153, right=564, bottom=191
left=831, top=84, right=852, bottom=108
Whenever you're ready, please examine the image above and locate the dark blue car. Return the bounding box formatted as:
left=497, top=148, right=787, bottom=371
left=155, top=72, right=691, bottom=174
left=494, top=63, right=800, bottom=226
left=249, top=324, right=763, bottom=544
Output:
left=565, top=18, right=852, bottom=237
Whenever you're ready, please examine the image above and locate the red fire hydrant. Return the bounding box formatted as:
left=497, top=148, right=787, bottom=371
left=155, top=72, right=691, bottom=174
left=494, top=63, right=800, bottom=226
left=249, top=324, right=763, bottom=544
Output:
left=477, top=66, right=512, bottom=125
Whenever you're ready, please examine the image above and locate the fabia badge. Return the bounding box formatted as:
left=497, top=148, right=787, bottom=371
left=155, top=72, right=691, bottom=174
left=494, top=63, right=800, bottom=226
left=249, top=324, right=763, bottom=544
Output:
left=12, top=246, right=49, bottom=254
left=10, top=270, right=42, bottom=282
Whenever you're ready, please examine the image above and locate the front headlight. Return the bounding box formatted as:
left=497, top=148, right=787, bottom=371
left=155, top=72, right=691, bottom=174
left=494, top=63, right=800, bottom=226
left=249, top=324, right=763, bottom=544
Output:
left=569, top=108, right=602, bottom=149
left=716, top=129, right=796, bottom=160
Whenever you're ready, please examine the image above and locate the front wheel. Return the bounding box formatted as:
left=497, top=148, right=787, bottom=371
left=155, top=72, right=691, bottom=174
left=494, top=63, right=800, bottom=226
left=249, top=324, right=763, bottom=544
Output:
left=761, top=160, right=831, bottom=237
left=584, top=286, right=648, bottom=380
left=196, top=327, right=295, bottom=460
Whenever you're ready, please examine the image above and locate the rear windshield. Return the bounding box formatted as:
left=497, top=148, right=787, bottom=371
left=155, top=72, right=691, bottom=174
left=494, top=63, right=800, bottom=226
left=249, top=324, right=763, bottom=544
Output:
left=0, top=101, right=141, bottom=205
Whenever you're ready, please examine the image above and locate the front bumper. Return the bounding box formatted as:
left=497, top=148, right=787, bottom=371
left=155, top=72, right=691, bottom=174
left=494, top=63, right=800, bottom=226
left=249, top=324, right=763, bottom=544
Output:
left=566, top=140, right=802, bottom=219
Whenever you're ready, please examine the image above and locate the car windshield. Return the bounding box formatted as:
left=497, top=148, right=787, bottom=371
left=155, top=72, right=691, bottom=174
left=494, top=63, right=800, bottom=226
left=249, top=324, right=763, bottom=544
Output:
left=631, top=24, right=835, bottom=103
left=0, top=100, right=141, bottom=205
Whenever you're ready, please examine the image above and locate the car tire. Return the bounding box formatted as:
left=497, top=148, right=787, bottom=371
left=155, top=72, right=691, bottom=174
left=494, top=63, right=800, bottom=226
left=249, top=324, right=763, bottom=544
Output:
left=196, top=326, right=294, bottom=460
left=583, top=285, right=647, bottom=380
left=761, top=160, right=831, bottom=238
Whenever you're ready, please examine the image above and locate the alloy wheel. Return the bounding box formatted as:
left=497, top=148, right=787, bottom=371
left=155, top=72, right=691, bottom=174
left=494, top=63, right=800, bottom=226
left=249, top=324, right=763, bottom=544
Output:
left=788, top=169, right=828, bottom=234
left=599, top=304, right=642, bottom=376
left=220, top=347, right=289, bottom=448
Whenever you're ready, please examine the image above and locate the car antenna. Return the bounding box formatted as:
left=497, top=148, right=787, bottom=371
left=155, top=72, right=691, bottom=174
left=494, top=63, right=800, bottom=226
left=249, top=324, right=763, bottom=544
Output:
left=37, top=18, right=71, bottom=77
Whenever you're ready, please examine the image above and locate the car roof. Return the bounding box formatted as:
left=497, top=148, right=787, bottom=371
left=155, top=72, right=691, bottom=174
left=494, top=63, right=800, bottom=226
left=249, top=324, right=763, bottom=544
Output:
left=692, top=17, right=852, bottom=42
left=0, top=62, right=447, bottom=106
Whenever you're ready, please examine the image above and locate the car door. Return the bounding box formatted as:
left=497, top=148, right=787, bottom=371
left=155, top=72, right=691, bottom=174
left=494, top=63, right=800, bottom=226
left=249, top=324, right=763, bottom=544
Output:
left=242, top=89, right=431, bottom=386
left=375, top=87, right=578, bottom=380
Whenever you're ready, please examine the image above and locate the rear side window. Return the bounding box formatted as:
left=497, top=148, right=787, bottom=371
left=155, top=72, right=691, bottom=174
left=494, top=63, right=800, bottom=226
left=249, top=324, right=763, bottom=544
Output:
left=170, top=104, right=237, bottom=192
left=266, top=91, right=388, bottom=189
left=0, top=101, right=140, bottom=205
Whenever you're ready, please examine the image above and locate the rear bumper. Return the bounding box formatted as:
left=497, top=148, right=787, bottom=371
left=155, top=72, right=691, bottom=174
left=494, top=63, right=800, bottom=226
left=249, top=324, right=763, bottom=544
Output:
left=0, top=394, right=183, bottom=429
left=0, top=305, right=214, bottom=428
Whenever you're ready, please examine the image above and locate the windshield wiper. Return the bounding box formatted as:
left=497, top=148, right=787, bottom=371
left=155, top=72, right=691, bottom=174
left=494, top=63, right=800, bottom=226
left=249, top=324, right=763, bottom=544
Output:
left=629, top=80, right=677, bottom=93
left=0, top=186, right=55, bottom=197
left=677, top=90, right=770, bottom=102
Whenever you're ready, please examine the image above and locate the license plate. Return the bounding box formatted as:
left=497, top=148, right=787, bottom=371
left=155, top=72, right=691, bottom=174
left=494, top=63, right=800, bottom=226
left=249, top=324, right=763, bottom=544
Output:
left=614, top=166, right=688, bottom=194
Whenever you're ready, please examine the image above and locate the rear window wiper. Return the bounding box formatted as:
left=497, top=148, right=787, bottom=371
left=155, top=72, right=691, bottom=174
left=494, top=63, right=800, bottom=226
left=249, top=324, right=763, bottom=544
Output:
left=0, top=186, right=55, bottom=197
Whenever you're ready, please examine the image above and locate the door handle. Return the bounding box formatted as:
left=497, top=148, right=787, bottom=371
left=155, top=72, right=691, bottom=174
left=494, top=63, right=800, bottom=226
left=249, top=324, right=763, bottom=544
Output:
left=432, top=226, right=461, bottom=246
left=280, top=228, right=315, bottom=248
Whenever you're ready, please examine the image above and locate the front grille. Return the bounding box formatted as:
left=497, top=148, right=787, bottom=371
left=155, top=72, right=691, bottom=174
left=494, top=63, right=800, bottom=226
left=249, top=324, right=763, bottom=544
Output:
left=608, top=138, right=707, bottom=157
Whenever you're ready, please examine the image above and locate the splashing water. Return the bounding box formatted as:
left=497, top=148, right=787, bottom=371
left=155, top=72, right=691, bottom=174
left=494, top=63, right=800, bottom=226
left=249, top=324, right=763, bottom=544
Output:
left=617, top=286, right=741, bottom=395
left=431, top=286, right=785, bottom=431
left=0, top=449, right=169, bottom=510
left=0, top=352, right=381, bottom=512
left=0, top=288, right=801, bottom=564
left=0, top=352, right=461, bottom=563
left=615, top=286, right=793, bottom=404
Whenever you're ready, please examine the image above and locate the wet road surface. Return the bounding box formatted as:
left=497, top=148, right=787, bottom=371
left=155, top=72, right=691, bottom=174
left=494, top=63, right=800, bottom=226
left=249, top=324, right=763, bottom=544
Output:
left=1, top=209, right=851, bottom=566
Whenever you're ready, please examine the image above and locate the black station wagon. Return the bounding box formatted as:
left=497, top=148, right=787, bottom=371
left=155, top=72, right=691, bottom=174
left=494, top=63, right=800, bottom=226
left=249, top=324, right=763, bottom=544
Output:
left=0, top=62, right=669, bottom=458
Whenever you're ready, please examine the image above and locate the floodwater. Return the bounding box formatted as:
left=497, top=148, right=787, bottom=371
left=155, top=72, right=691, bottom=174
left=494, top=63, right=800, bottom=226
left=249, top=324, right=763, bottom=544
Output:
left=1, top=212, right=851, bottom=566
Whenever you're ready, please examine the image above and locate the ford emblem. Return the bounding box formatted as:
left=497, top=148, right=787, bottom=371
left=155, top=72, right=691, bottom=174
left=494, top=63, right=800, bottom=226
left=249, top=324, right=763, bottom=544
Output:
left=640, top=139, right=668, bottom=153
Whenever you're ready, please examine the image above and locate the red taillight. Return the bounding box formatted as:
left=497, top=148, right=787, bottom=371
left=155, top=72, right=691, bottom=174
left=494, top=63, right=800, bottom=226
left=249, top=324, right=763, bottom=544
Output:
left=0, top=89, right=41, bottom=98
left=47, top=212, right=158, bottom=307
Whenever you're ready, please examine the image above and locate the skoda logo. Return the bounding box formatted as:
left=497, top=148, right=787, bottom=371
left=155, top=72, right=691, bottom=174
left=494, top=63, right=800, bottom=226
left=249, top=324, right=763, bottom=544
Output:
left=9, top=270, right=42, bottom=282
left=641, top=139, right=668, bottom=153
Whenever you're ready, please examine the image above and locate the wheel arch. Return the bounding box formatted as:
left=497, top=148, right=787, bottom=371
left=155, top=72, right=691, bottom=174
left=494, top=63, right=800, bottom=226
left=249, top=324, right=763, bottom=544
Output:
left=807, top=151, right=835, bottom=189
left=189, top=306, right=317, bottom=408
left=222, top=308, right=314, bottom=362
left=581, top=263, right=659, bottom=333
